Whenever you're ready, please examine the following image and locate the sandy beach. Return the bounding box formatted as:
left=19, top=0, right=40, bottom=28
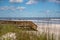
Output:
left=36, top=23, right=60, bottom=33
left=35, top=22, right=60, bottom=40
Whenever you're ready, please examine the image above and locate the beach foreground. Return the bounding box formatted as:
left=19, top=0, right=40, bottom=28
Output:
left=0, top=20, right=60, bottom=40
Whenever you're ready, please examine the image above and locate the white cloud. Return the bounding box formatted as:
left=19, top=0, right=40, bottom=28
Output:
left=26, top=0, right=38, bottom=4
left=0, top=6, right=9, bottom=10
left=10, top=0, right=23, bottom=3
left=0, top=6, right=16, bottom=11
left=17, top=6, right=26, bottom=11
left=49, top=0, right=60, bottom=3
left=0, top=6, right=26, bottom=11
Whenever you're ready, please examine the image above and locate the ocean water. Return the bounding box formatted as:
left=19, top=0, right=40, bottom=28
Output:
left=0, top=17, right=60, bottom=24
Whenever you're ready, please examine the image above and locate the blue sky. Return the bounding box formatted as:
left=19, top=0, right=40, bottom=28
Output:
left=0, top=0, right=60, bottom=18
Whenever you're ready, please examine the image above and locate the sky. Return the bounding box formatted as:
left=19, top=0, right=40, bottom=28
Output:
left=0, top=0, right=60, bottom=18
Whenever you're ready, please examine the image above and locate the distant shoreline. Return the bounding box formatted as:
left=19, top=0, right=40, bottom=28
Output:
left=0, top=17, right=60, bottom=20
